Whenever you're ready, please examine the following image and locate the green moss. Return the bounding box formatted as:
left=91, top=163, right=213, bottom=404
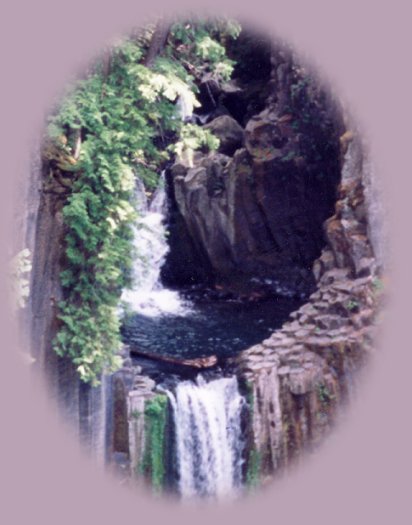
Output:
left=346, top=299, right=359, bottom=311
left=317, top=383, right=335, bottom=406
left=242, top=379, right=263, bottom=491
left=372, top=276, right=384, bottom=291
left=131, top=409, right=141, bottom=420
left=243, top=379, right=254, bottom=411
left=372, top=276, right=384, bottom=301
left=139, top=395, right=168, bottom=495
left=246, top=448, right=262, bottom=490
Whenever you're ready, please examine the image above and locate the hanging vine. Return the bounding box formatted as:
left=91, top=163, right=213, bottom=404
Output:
left=44, top=18, right=240, bottom=384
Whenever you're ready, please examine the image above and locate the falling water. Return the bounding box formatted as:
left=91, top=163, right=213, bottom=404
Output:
left=167, top=375, right=245, bottom=500
left=121, top=173, right=191, bottom=317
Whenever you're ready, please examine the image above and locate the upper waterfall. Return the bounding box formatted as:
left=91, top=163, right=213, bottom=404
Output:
left=121, top=173, right=191, bottom=317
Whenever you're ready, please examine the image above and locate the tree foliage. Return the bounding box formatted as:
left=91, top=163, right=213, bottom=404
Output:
left=46, top=18, right=240, bottom=384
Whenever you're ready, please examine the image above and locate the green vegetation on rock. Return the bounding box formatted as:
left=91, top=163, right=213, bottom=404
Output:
left=246, top=448, right=262, bottom=490
left=46, top=18, right=240, bottom=384
left=243, top=380, right=263, bottom=491
left=139, top=395, right=168, bottom=494
left=317, top=383, right=335, bottom=406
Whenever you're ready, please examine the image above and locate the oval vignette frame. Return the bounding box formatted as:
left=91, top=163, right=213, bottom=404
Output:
left=1, top=1, right=408, bottom=524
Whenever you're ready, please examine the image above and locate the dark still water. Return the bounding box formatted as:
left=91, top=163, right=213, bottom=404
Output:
left=121, top=296, right=301, bottom=360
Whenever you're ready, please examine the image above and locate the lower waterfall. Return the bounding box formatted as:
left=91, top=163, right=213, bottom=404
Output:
left=167, top=375, right=245, bottom=500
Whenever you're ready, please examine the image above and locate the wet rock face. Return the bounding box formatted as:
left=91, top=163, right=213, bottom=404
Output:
left=324, top=139, right=376, bottom=276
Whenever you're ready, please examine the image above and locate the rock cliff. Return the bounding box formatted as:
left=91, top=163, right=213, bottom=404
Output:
left=236, top=134, right=384, bottom=483
left=164, top=43, right=344, bottom=298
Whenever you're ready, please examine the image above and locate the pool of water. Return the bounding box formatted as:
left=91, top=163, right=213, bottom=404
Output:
left=121, top=296, right=302, bottom=360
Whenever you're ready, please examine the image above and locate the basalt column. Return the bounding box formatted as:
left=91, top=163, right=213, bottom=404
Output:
left=237, top=132, right=383, bottom=484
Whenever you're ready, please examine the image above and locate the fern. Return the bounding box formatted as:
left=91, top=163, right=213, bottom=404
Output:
left=47, top=19, right=239, bottom=384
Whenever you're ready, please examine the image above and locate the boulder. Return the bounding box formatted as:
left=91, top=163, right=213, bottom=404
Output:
left=244, top=117, right=285, bottom=162
left=204, top=115, right=244, bottom=155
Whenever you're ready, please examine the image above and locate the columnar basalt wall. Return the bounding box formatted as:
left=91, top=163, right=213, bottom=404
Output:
left=107, top=351, right=170, bottom=489
left=236, top=133, right=384, bottom=485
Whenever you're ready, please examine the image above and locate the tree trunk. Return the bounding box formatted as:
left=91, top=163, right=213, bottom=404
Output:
left=101, top=47, right=112, bottom=78
left=144, top=19, right=171, bottom=67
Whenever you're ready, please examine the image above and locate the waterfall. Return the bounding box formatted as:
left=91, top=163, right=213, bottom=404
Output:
left=121, top=173, right=191, bottom=317
left=167, top=375, right=245, bottom=500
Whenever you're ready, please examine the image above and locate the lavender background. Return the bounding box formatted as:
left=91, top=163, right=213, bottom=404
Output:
left=0, top=0, right=409, bottom=523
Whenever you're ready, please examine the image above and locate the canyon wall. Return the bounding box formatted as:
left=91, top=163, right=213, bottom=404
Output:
left=236, top=134, right=383, bottom=484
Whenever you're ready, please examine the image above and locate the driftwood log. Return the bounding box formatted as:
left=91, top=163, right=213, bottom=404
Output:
left=130, top=348, right=218, bottom=369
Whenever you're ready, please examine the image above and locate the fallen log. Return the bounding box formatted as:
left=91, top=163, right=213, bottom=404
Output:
left=130, top=348, right=218, bottom=369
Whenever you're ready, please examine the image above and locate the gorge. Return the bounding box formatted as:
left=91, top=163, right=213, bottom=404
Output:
left=14, top=19, right=385, bottom=501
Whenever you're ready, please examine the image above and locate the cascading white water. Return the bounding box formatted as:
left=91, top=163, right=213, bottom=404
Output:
left=167, top=375, right=245, bottom=501
left=122, top=173, right=249, bottom=502
left=121, top=173, right=191, bottom=317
